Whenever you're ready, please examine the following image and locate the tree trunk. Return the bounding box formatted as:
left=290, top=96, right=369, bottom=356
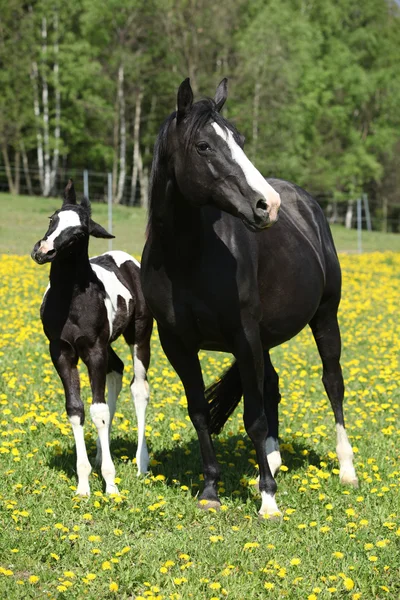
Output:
left=31, top=61, right=44, bottom=191
left=382, top=197, right=388, bottom=233
left=115, top=64, right=126, bottom=204
left=252, top=81, right=261, bottom=162
left=112, top=93, right=119, bottom=201
left=1, top=144, right=16, bottom=195
left=21, top=140, right=33, bottom=195
left=50, top=11, right=60, bottom=194
left=137, top=149, right=148, bottom=209
left=41, top=17, right=51, bottom=197
left=130, top=88, right=143, bottom=206
left=345, top=200, right=353, bottom=229
left=328, top=200, right=338, bottom=224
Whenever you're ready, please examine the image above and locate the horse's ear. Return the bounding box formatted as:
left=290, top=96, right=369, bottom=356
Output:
left=89, top=219, right=114, bottom=239
left=177, top=78, right=193, bottom=123
left=63, top=179, right=76, bottom=205
left=214, top=78, right=228, bottom=112
left=80, top=196, right=91, bottom=215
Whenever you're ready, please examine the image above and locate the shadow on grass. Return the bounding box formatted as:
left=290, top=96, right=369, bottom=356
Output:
left=47, top=433, right=323, bottom=500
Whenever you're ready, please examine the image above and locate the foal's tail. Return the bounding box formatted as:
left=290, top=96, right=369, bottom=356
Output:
left=207, top=362, right=242, bottom=435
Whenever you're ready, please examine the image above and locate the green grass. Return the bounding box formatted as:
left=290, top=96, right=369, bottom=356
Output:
left=1, top=192, right=399, bottom=256
left=0, top=197, right=400, bottom=599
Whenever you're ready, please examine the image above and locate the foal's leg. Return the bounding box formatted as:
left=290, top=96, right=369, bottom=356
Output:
left=264, top=353, right=282, bottom=477
left=310, top=303, right=358, bottom=487
left=159, top=326, right=221, bottom=509
left=85, top=343, right=118, bottom=494
left=234, top=322, right=281, bottom=518
left=50, top=340, right=92, bottom=496
left=95, top=346, right=123, bottom=466
left=124, top=319, right=152, bottom=475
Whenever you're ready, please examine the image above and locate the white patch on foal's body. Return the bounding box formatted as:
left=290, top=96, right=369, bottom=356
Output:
left=130, top=344, right=150, bottom=475
left=211, top=122, right=281, bottom=222
left=39, top=210, right=81, bottom=252
left=103, top=250, right=140, bottom=269
left=90, top=403, right=119, bottom=494
left=90, top=263, right=132, bottom=339
left=95, top=370, right=122, bottom=466
left=69, top=415, right=92, bottom=496
left=336, top=424, right=358, bottom=486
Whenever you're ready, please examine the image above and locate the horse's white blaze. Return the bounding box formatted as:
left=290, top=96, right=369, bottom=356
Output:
left=90, top=403, right=118, bottom=494
left=336, top=424, right=358, bottom=485
left=40, top=210, right=81, bottom=252
left=212, top=122, right=281, bottom=222
left=131, top=344, right=149, bottom=475
left=103, top=250, right=140, bottom=269
left=91, top=264, right=132, bottom=339
left=95, top=370, right=122, bottom=466
left=266, top=437, right=282, bottom=477
left=259, top=491, right=282, bottom=517
left=69, top=415, right=91, bottom=496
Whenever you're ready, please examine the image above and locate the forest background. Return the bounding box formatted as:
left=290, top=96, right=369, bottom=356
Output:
left=1, top=0, right=400, bottom=230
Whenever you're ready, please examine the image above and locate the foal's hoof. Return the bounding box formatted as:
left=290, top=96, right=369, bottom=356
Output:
left=76, top=484, right=91, bottom=497
left=197, top=499, right=221, bottom=511
left=106, top=484, right=120, bottom=495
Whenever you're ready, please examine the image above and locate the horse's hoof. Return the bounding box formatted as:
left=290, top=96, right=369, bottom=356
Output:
left=340, top=476, right=359, bottom=488
left=197, top=499, right=221, bottom=511
left=106, top=484, right=120, bottom=495
left=258, top=511, right=282, bottom=521
left=76, top=485, right=90, bottom=497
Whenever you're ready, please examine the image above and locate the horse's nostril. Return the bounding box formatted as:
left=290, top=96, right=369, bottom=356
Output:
left=47, top=249, right=56, bottom=257
left=256, top=198, right=268, bottom=213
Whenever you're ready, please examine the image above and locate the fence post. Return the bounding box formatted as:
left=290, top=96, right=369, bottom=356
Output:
left=357, top=197, right=362, bottom=254
left=362, top=193, right=372, bottom=231
left=108, top=172, right=113, bottom=251
left=83, top=169, right=89, bottom=199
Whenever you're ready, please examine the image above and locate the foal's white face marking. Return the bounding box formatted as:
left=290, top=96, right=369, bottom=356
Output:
left=90, top=263, right=132, bottom=339
left=39, top=210, right=81, bottom=253
left=211, top=122, right=281, bottom=222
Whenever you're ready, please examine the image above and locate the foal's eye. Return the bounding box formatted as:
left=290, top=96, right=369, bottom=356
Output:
left=196, top=141, right=211, bottom=153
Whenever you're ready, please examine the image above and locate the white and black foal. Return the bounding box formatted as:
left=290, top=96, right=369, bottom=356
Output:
left=31, top=180, right=153, bottom=496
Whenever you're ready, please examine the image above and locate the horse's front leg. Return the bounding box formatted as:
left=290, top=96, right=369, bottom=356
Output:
left=85, top=342, right=118, bottom=495
left=50, top=340, right=92, bottom=496
left=158, top=326, right=221, bottom=509
left=234, top=319, right=281, bottom=518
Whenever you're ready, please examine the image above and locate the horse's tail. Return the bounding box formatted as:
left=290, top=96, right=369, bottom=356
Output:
left=206, top=361, right=242, bottom=435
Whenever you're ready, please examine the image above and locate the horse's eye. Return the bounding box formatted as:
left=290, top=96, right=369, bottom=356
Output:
left=196, top=142, right=211, bottom=153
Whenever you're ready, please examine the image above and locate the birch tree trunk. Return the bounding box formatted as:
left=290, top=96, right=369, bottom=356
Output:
left=252, top=81, right=261, bottom=162
left=345, top=200, right=353, bottom=229
left=41, top=17, right=51, bottom=197
left=1, top=144, right=16, bottom=195
left=50, top=12, right=60, bottom=194
left=130, top=88, right=143, bottom=205
left=14, top=151, right=20, bottom=195
left=137, top=149, right=148, bottom=209
left=112, top=93, right=119, bottom=201
left=21, top=140, right=33, bottom=195
left=115, top=64, right=126, bottom=204
left=31, top=61, right=44, bottom=191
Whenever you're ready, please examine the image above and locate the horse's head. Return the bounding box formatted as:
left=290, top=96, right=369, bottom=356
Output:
left=31, top=179, right=114, bottom=264
left=166, top=78, right=280, bottom=231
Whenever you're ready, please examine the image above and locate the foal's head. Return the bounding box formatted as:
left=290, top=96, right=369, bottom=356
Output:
left=31, top=180, right=114, bottom=264
left=154, top=78, right=281, bottom=231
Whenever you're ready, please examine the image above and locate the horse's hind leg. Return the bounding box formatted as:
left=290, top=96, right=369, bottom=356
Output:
left=310, top=302, right=358, bottom=487
left=264, top=353, right=282, bottom=477
left=95, top=346, right=123, bottom=466
left=124, top=318, right=152, bottom=475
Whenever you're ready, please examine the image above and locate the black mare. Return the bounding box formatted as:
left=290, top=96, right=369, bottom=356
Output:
left=141, top=79, right=358, bottom=517
left=32, top=181, right=153, bottom=496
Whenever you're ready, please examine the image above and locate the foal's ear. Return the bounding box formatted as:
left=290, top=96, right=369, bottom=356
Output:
left=214, top=78, right=228, bottom=112
left=177, top=78, right=194, bottom=123
left=89, top=219, right=115, bottom=239
left=63, top=179, right=77, bottom=205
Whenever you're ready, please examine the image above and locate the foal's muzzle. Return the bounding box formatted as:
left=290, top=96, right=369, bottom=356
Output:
left=31, top=241, right=56, bottom=264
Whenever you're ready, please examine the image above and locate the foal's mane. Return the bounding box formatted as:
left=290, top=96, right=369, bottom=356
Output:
left=147, top=98, right=242, bottom=237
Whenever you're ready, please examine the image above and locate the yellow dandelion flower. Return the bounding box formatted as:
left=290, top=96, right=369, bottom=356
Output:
left=109, top=581, right=119, bottom=592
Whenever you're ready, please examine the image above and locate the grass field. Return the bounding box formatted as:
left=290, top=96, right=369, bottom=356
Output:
left=1, top=192, right=400, bottom=256
left=0, top=194, right=400, bottom=599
